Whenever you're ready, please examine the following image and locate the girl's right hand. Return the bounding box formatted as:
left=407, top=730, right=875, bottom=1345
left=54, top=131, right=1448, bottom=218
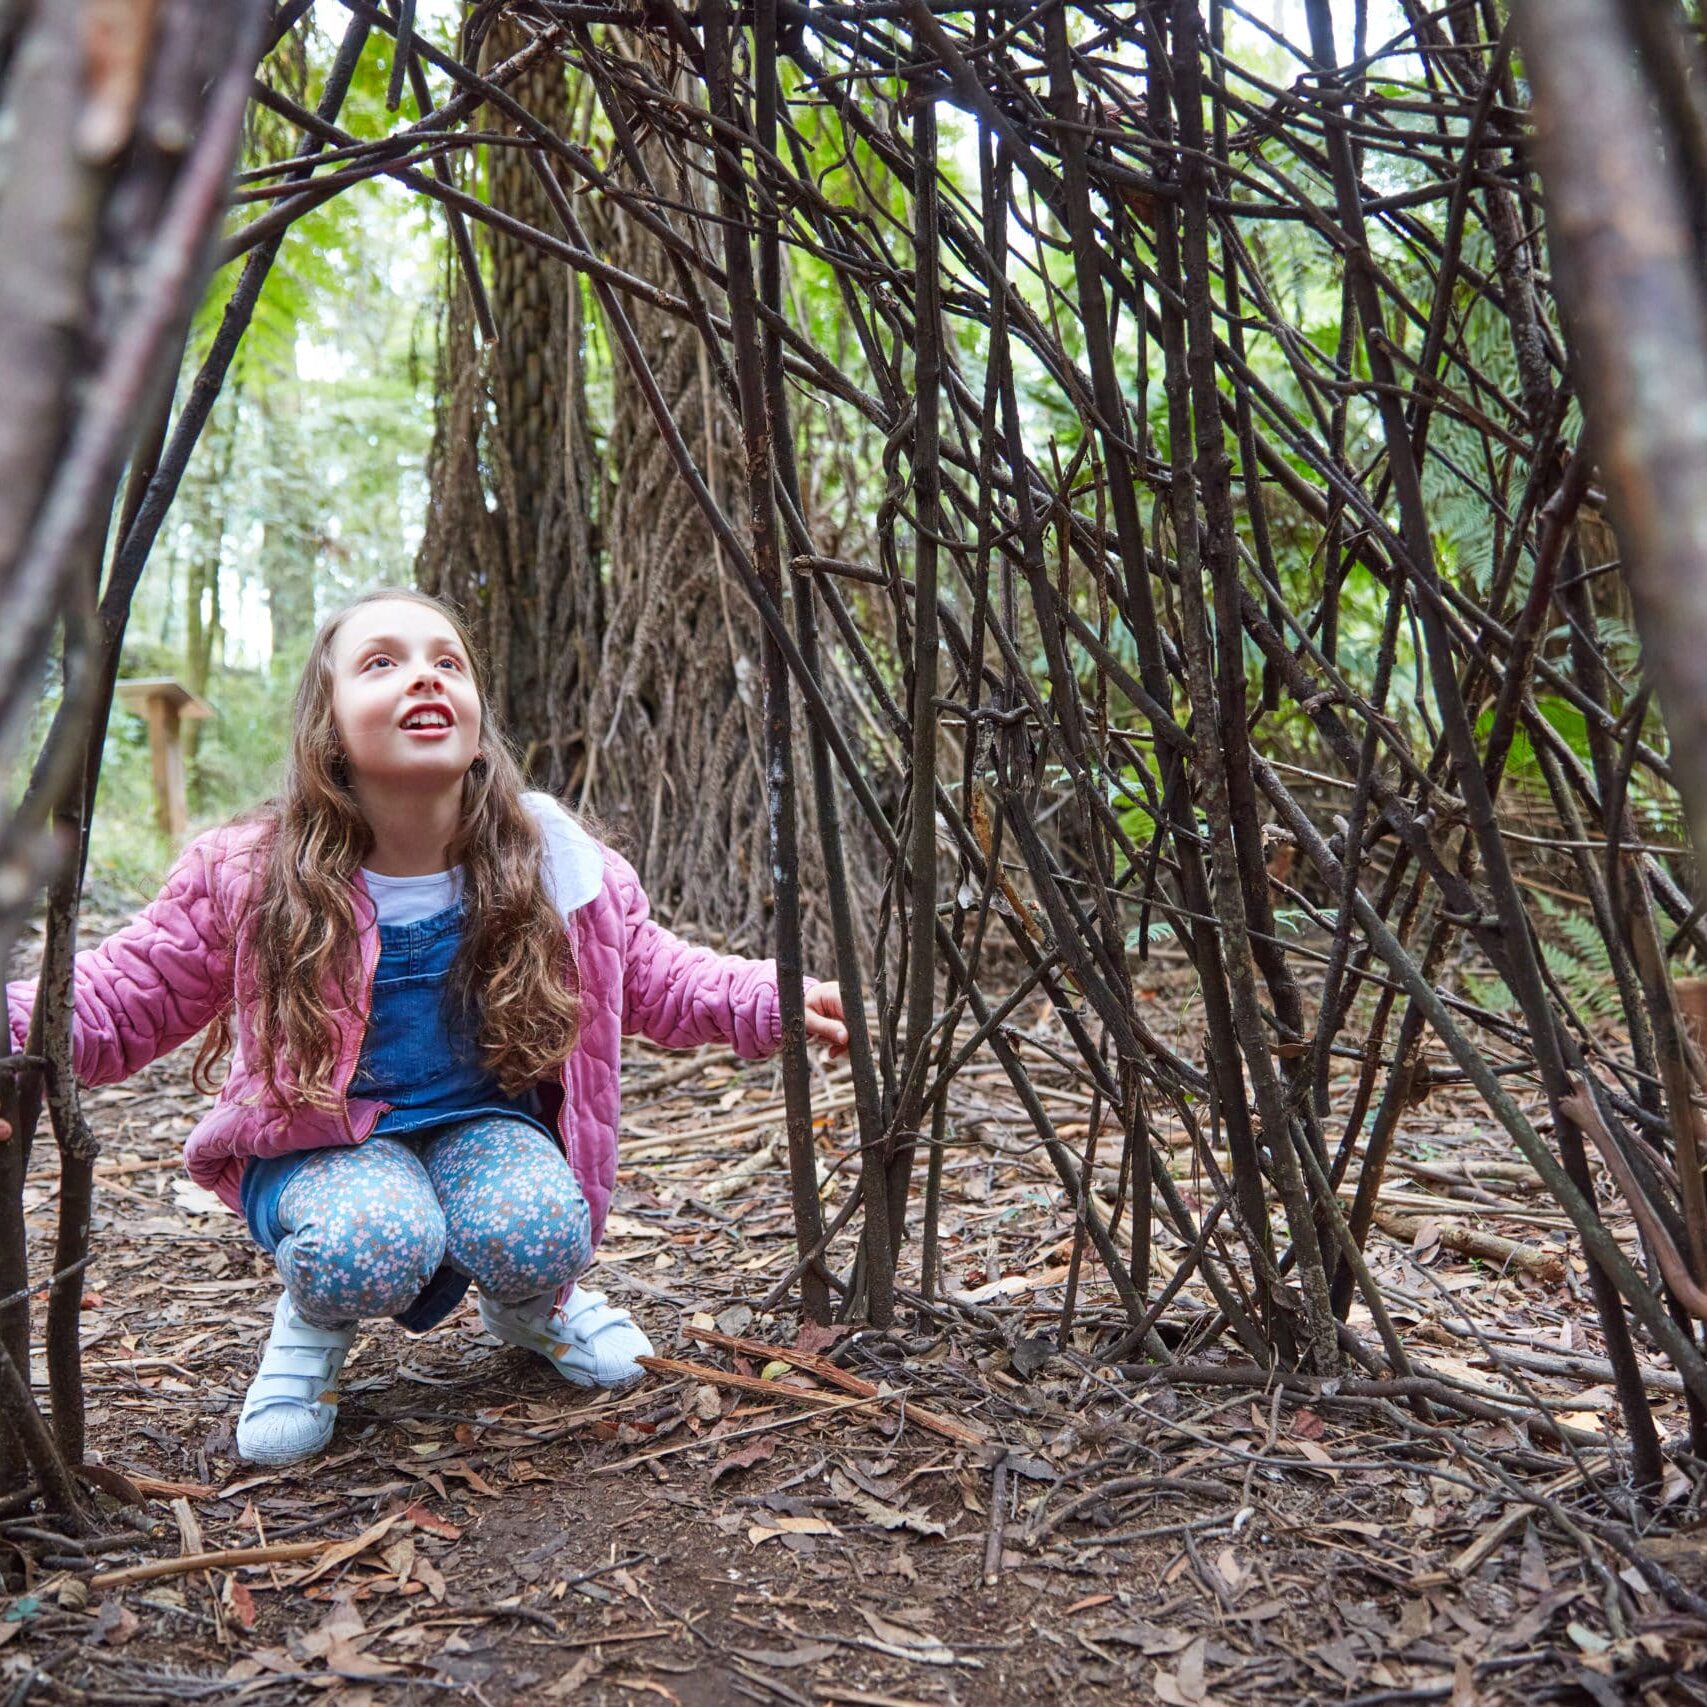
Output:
left=803, top=981, right=849, bottom=1059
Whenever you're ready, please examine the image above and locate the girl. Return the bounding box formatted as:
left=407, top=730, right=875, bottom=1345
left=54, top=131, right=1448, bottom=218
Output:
left=8, top=589, right=847, bottom=1466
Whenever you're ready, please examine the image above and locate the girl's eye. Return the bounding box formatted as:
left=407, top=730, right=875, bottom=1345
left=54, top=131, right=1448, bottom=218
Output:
left=364, top=655, right=393, bottom=670
left=438, top=656, right=463, bottom=671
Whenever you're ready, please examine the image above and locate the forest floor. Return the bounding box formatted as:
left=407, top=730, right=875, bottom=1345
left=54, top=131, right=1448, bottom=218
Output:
left=5, top=911, right=1707, bottom=1704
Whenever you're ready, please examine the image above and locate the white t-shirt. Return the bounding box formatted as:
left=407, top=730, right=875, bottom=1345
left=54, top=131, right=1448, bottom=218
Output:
left=359, top=866, right=463, bottom=926
left=356, top=793, right=604, bottom=927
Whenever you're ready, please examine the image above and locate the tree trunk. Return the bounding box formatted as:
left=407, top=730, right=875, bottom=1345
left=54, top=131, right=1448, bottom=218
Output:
left=418, top=30, right=873, bottom=953
left=573, top=131, right=777, bottom=945
left=181, top=393, right=235, bottom=770
left=417, top=19, right=599, bottom=796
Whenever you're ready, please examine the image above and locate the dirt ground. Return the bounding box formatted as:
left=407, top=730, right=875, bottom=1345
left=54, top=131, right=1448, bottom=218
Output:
left=5, top=918, right=1707, bottom=1704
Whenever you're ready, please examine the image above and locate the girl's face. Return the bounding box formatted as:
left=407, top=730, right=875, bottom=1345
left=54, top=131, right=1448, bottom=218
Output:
left=329, top=598, right=482, bottom=789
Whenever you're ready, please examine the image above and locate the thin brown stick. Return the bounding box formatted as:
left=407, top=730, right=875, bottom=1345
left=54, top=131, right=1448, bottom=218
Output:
left=679, top=1329, right=987, bottom=1447
left=90, top=1540, right=325, bottom=1589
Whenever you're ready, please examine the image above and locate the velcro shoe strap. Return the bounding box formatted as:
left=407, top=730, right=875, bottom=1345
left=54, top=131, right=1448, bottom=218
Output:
left=556, top=1290, right=634, bottom=1345
left=259, top=1347, right=344, bottom=1382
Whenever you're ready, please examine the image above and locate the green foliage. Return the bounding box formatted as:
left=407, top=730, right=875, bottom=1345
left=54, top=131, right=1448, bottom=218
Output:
left=1101, top=758, right=1166, bottom=850
left=88, top=13, right=442, bottom=901
left=1460, top=964, right=1511, bottom=1016
left=1461, top=895, right=1622, bottom=1027
left=1537, top=932, right=1623, bottom=1024
left=1473, top=695, right=1594, bottom=786
left=1125, top=916, right=1179, bottom=952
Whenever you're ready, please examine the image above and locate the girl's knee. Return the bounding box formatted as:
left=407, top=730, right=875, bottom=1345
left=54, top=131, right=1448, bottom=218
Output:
left=448, top=1171, right=591, bottom=1303
left=274, top=1140, right=446, bottom=1320
left=277, top=1198, right=447, bottom=1322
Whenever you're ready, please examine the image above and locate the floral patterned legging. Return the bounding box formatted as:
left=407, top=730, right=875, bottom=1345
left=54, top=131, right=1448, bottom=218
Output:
left=274, top=1117, right=591, bottom=1328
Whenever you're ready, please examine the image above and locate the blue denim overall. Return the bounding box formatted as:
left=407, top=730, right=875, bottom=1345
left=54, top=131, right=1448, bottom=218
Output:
left=240, top=901, right=559, bottom=1329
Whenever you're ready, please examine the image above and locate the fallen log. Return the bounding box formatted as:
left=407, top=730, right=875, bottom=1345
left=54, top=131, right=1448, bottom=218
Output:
left=1372, top=1209, right=1566, bottom=1282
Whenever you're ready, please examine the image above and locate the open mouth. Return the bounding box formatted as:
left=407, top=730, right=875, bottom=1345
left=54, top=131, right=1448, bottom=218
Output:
left=400, top=706, right=454, bottom=732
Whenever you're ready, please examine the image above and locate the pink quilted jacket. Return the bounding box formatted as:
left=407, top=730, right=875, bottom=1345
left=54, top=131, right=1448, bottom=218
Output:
left=7, top=818, right=795, bottom=1250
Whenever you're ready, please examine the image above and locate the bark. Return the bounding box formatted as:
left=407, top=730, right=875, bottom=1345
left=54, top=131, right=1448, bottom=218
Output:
left=418, top=18, right=598, bottom=795
left=0, top=0, right=267, bottom=1510
left=1515, top=0, right=1707, bottom=860
left=420, top=24, right=871, bottom=953
left=576, top=118, right=773, bottom=942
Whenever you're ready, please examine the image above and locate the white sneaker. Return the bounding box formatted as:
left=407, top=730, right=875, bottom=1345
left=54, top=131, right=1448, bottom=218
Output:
left=478, top=1285, right=652, bottom=1389
left=235, top=1293, right=356, bottom=1466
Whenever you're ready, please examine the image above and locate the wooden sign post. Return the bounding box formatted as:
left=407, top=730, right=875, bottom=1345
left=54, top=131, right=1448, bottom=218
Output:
left=114, top=679, right=214, bottom=839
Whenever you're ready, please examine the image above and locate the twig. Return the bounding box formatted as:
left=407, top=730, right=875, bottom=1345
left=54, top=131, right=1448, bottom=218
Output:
left=681, top=1328, right=987, bottom=1446
left=981, top=1454, right=1009, bottom=1585
left=1370, top=1208, right=1565, bottom=1282
left=90, top=1540, right=324, bottom=1588
left=590, top=1395, right=882, bottom=1475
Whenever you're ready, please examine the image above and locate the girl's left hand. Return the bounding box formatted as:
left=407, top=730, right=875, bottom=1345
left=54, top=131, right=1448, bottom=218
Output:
left=802, top=981, right=849, bottom=1059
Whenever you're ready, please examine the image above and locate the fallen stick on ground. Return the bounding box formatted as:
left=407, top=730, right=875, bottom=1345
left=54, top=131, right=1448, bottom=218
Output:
left=91, top=1540, right=324, bottom=1588
left=1419, top=1310, right=1687, bottom=1395
left=621, top=1092, right=855, bottom=1149
left=1450, top=1340, right=1685, bottom=1396
left=1357, top=1187, right=1570, bottom=1228
left=1439, top=1466, right=1596, bottom=1581
left=682, top=1328, right=987, bottom=1447
left=591, top=1394, right=882, bottom=1476
left=699, top=1136, right=780, bottom=1203
left=1371, top=1209, right=1565, bottom=1281
left=636, top=1353, right=853, bottom=1410
left=1392, top=1157, right=1543, bottom=1192
left=624, top=1049, right=740, bottom=1099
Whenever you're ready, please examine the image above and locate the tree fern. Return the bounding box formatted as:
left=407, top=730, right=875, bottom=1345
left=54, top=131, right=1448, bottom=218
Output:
left=1458, top=892, right=1623, bottom=1027
left=1462, top=968, right=1515, bottom=1015
left=1532, top=896, right=1623, bottom=1024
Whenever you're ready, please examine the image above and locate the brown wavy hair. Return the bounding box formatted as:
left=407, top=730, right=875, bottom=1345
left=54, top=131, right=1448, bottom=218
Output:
left=193, top=588, right=581, bottom=1107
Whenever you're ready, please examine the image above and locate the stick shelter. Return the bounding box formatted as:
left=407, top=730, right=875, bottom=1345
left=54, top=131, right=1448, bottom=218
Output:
left=7, top=3, right=1707, bottom=1680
